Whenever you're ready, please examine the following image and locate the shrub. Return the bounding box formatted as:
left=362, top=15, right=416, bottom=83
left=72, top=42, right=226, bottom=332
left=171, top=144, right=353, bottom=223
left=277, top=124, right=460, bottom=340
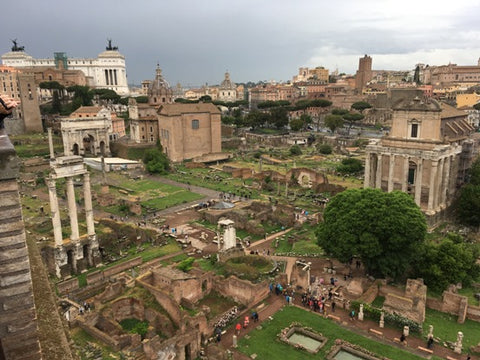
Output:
left=317, top=143, right=332, bottom=155
left=336, top=157, right=363, bottom=174
left=289, top=145, right=302, bottom=156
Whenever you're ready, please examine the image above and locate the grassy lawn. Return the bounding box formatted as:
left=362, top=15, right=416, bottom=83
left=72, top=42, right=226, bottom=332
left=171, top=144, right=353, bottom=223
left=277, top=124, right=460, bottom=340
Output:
left=238, top=306, right=431, bottom=360
left=424, top=308, right=480, bottom=351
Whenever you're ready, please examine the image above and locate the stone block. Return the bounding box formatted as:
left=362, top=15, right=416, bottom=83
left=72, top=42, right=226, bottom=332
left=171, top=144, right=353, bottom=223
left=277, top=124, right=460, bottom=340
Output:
left=0, top=246, right=27, bottom=262
left=0, top=272, right=31, bottom=287
left=0, top=259, right=30, bottom=274
left=0, top=205, right=22, bottom=220
left=0, top=219, right=24, bottom=235
left=1, top=293, right=34, bottom=311
left=0, top=233, right=26, bottom=247
left=0, top=283, right=32, bottom=298
left=0, top=191, right=21, bottom=208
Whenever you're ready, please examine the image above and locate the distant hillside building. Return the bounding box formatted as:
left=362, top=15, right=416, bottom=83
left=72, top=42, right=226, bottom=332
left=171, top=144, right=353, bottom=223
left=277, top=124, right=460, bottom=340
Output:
left=147, top=65, right=174, bottom=106
left=420, top=60, right=480, bottom=86
left=158, top=103, right=222, bottom=162
left=292, top=66, right=329, bottom=83
left=364, top=92, right=476, bottom=222
left=1, top=40, right=129, bottom=95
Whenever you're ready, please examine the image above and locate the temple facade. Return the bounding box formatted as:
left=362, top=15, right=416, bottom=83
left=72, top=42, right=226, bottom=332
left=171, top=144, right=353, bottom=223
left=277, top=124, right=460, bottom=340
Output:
left=364, top=93, right=476, bottom=220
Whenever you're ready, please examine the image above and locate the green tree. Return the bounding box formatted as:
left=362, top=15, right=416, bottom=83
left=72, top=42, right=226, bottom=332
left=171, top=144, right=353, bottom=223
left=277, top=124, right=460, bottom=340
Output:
left=324, top=114, right=344, bottom=133
left=289, top=118, right=304, bottom=132
left=331, top=108, right=349, bottom=116
left=343, top=112, right=365, bottom=134
left=351, top=101, right=372, bottom=113
left=136, top=96, right=149, bottom=103
left=199, top=95, right=212, bottom=103
left=245, top=110, right=269, bottom=129
left=336, top=157, right=363, bottom=174
left=413, top=237, right=480, bottom=292
left=67, top=85, right=93, bottom=107
left=316, top=188, right=427, bottom=280
left=270, top=107, right=289, bottom=129
left=456, top=157, right=480, bottom=227
left=143, top=148, right=170, bottom=174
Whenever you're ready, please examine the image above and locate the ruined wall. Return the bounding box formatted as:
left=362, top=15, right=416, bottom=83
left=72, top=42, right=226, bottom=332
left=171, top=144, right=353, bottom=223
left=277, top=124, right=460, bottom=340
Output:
left=213, top=276, right=268, bottom=306
left=86, top=256, right=142, bottom=285
left=136, top=276, right=182, bottom=326
left=110, top=298, right=145, bottom=322
left=382, top=279, right=426, bottom=323
left=0, top=130, right=42, bottom=359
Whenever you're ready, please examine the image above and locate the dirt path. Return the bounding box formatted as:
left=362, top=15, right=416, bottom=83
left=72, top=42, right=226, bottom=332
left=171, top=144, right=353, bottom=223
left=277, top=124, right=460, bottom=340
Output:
left=26, top=236, right=75, bottom=360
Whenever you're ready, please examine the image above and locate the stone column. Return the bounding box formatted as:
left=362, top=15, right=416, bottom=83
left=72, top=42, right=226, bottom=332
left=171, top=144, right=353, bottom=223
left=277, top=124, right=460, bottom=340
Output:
left=435, top=158, right=444, bottom=211
left=83, top=173, right=95, bottom=237
left=387, top=154, right=395, bottom=192
left=441, top=156, right=451, bottom=207
left=47, top=178, right=63, bottom=247
left=66, top=177, right=80, bottom=242
left=375, top=154, right=383, bottom=189
left=48, top=127, right=55, bottom=160
left=364, top=153, right=371, bottom=189
left=427, top=160, right=438, bottom=213
left=402, top=156, right=409, bottom=192
left=414, top=159, right=423, bottom=206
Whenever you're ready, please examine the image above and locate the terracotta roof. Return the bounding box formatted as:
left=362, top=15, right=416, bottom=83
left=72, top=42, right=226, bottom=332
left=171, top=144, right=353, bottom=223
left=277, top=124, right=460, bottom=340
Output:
left=71, top=106, right=103, bottom=114
left=158, top=102, right=221, bottom=116
left=440, top=103, right=468, bottom=119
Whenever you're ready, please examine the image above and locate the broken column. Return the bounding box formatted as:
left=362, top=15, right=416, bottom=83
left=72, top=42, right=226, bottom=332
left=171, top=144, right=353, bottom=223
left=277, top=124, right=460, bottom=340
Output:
left=66, top=177, right=79, bottom=241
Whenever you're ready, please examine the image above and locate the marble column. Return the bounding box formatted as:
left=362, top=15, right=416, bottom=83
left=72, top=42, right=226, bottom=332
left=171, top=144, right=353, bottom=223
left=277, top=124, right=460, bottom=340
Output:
left=435, top=158, right=444, bottom=211
left=414, top=159, right=423, bottom=206
left=441, top=156, right=451, bottom=207
left=66, top=177, right=80, bottom=242
left=387, top=154, right=395, bottom=192
left=427, top=160, right=439, bottom=212
left=83, top=173, right=95, bottom=237
left=402, top=156, right=409, bottom=192
left=47, top=128, right=55, bottom=160
left=47, top=178, right=63, bottom=247
left=375, top=154, right=383, bottom=189
left=364, top=153, right=371, bottom=189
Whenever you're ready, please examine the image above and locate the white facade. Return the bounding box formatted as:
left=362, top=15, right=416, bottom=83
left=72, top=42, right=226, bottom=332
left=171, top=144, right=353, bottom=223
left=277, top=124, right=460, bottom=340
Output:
left=1, top=48, right=129, bottom=95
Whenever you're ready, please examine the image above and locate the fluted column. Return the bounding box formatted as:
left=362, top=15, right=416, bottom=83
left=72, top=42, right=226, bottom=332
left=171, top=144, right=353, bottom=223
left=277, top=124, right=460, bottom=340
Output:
left=427, top=160, right=439, bottom=212
left=375, top=154, right=383, bottom=189
left=415, top=159, right=423, bottom=206
left=442, top=156, right=451, bottom=207
left=47, top=178, right=63, bottom=247
left=364, top=153, right=371, bottom=188
left=402, top=156, right=409, bottom=192
left=66, top=177, right=79, bottom=241
left=435, top=158, right=444, bottom=211
left=83, top=173, right=95, bottom=237
left=387, top=154, right=395, bottom=192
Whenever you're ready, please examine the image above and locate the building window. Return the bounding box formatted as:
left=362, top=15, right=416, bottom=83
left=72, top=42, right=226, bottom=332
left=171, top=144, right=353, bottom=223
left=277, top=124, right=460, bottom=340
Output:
left=411, top=123, right=418, bottom=138
left=192, top=119, right=199, bottom=129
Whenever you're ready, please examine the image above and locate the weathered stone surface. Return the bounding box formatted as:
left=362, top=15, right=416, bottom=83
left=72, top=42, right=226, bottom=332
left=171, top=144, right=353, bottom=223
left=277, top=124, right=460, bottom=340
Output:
left=0, top=219, right=24, bottom=235
left=0, top=259, right=30, bottom=274
left=0, top=246, right=27, bottom=262
left=0, top=233, right=27, bottom=248
left=1, top=293, right=34, bottom=311
left=0, top=192, right=21, bottom=208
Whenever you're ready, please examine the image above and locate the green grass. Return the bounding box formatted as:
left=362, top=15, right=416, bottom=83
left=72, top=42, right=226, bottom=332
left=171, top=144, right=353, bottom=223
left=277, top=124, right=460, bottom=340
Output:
left=424, top=308, right=480, bottom=352
left=141, top=191, right=203, bottom=210
left=457, top=287, right=480, bottom=306
left=238, top=306, right=430, bottom=360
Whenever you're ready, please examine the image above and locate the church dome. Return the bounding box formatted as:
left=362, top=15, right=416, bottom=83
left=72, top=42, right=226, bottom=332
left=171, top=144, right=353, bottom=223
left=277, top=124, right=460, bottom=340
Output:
left=220, top=72, right=236, bottom=90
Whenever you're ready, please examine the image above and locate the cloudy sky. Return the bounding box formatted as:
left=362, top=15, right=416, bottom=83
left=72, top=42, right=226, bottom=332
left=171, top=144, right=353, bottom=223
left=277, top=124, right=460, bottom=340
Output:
left=3, top=0, right=480, bottom=87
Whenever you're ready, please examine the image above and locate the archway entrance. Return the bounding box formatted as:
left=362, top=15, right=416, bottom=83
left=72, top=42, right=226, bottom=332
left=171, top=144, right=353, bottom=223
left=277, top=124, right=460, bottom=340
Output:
left=99, top=141, right=106, bottom=157
left=72, top=143, right=79, bottom=155
left=83, top=135, right=95, bottom=155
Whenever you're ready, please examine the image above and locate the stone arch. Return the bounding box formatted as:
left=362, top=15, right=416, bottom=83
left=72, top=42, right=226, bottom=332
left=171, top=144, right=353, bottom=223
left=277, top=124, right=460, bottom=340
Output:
left=99, top=141, right=106, bottom=156
left=83, top=134, right=95, bottom=155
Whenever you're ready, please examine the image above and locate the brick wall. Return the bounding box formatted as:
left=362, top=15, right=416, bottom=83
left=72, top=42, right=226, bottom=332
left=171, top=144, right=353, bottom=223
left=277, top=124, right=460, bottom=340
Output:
left=0, top=130, right=42, bottom=359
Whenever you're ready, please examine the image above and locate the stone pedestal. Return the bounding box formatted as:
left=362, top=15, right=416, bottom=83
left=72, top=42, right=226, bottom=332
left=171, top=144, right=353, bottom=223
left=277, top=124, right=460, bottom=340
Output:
left=403, top=326, right=409, bottom=337
left=232, top=335, right=237, bottom=348
left=358, top=304, right=364, bottom=321
left=454, top=331, right=463, bottom=354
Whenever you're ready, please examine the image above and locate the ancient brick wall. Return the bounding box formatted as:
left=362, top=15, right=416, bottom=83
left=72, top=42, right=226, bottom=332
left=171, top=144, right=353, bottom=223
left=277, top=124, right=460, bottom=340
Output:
left=0, top=130, right=42, bottom=359
left=213, top=276, right=268, bottom=306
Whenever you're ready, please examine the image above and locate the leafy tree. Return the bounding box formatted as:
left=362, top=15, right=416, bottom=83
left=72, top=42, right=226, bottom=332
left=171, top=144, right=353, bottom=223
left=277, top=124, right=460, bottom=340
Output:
left=174, top=98, right=197, bottom=104
left=143, top=147, right=170, bottom=174
left=51, top=91, right=62, bottom=114
left=310, top=99, right=332, bottom=108
left=289, top=118, right=304, bottom=132
left=136, top=96, right=149, bottom=103
left=270, top=107, right=289, bottom=129
left=413, top=65, right=421, bottom=84
left=199, top=95, right=212, bottom=103
left=289, top=144, right=302, bottom=156
left=337, top=157, right=363, bottom=174
left=317, top=143, right=332, bottom=154
left=351, top=101, right=372, bottom=113
left=39, top=81, right=65, bottom=91
left=456, top=157, right=480, bottom=227
left=324, top=114, right=344, bottom=133
left=257, top=100, right=290, bottom=109
left=67, top=85, right=93, bottom=107
left=222, top=115, right=236, bottom=125
left=245, top=110, right=269, bottom=129
left=331, top=108, right=349, bottom=116
left=316, top=188, right=427, bottom=280
left=413, top=237, right=480, bottom=292
left=343, top=112, right=365, bottom=134
left=92, top=88, right=121, bottom=103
